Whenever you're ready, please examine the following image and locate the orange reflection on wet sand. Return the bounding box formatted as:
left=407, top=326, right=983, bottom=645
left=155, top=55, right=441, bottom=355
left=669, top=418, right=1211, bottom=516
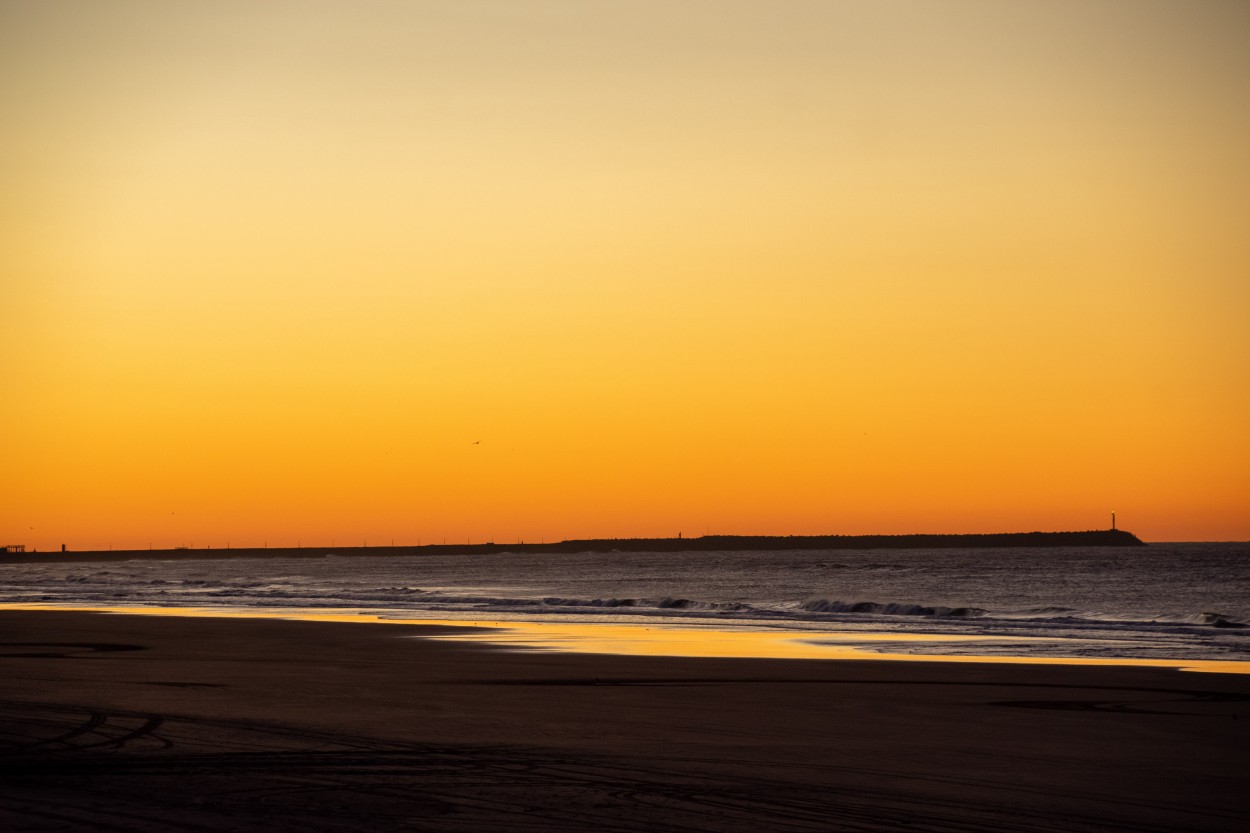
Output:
left=410, top=617, right=1250, bottom=675
left=4, top=603, right=1247, bottom=675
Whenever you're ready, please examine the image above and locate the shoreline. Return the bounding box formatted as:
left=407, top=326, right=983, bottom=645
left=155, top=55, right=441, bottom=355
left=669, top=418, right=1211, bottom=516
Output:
left=1, top=607, right=1247, bottom=831
left=5, top=601, right=1250, bottom=675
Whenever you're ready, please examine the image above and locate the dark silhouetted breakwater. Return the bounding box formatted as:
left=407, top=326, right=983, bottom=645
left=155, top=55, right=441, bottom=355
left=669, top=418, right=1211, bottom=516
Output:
left=1, top=529, right=1144, bottom=564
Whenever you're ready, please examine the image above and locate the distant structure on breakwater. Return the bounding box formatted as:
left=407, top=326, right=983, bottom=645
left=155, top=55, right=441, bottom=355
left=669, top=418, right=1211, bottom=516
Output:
left=1, top=529, right=1146, bottom=563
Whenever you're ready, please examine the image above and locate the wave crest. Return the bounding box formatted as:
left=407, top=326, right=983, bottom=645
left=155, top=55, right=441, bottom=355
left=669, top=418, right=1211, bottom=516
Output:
left=799, top=599, right=987, bottom=618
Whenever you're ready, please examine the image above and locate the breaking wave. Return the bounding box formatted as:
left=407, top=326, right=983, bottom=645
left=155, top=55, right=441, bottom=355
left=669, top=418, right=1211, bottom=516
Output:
left=799, top=599, right=987, bottom=618
left=3, top=573, right=1246, bottom=632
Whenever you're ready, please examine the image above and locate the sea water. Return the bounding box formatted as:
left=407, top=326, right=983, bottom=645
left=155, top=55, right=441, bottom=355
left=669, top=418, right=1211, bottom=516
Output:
left=0, top=543, right=1246, bottom=663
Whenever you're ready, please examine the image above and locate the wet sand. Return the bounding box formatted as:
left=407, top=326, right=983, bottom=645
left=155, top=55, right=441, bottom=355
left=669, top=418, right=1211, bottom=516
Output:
left=2, top=609, right=1248, bottom=832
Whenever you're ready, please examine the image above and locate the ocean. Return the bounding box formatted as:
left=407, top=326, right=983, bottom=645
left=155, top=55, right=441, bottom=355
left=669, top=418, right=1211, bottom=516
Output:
left=1, top=542, right=1247, bottom=664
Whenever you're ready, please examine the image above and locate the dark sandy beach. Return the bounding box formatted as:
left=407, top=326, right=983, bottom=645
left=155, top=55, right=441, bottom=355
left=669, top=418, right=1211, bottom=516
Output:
left=2, top=609, right=1247, bottom=832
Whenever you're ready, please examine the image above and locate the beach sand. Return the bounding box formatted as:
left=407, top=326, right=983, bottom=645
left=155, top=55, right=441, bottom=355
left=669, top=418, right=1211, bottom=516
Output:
left=2, top=609, right=1247, bottom=832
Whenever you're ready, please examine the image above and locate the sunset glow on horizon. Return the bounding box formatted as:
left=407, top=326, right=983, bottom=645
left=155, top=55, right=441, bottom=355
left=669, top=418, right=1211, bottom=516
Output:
left=3, top=0, right=1248, bottom=549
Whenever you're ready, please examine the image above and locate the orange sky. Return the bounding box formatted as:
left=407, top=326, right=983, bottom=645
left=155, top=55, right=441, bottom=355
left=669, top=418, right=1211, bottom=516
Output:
left=3, top=1, right=1248, bottom=548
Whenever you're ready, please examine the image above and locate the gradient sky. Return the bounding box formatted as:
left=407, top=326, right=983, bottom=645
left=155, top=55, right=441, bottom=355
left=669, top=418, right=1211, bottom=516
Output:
left=3, top=0, right=1248, bottom=548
